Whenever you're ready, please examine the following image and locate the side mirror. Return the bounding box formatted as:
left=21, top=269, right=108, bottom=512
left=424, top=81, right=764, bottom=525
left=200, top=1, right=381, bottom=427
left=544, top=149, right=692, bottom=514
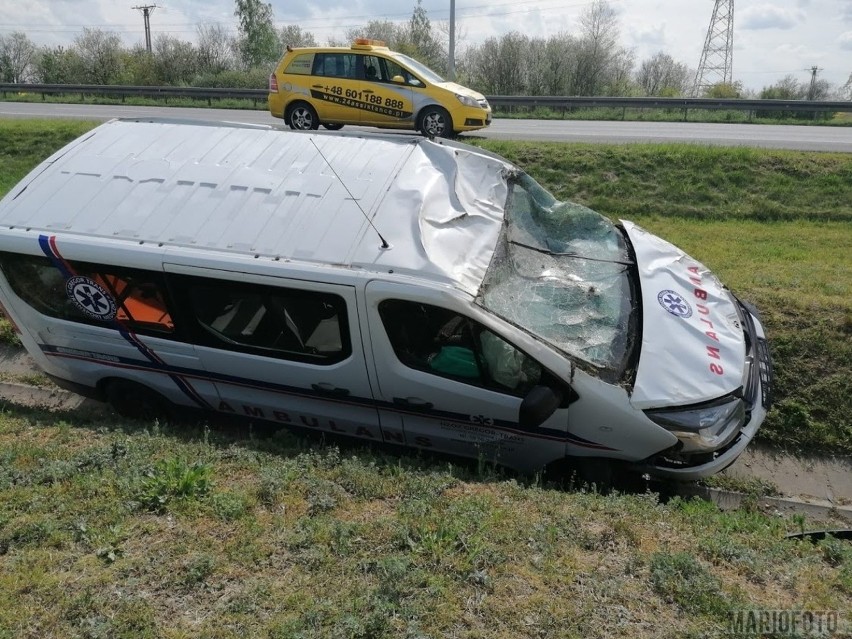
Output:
left=391, top=75, right=405, bottom=84
left=519, top=385, right=564, bottom=429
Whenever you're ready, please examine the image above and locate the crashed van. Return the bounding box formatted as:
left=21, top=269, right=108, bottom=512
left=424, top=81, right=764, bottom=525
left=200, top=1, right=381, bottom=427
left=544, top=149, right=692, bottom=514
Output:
left=0, top=119, right=772, bottom=479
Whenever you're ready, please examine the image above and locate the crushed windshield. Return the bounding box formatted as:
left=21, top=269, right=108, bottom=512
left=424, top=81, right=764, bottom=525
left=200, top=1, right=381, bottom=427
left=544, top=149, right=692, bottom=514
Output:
left=476, top=173, right=636, bottom=379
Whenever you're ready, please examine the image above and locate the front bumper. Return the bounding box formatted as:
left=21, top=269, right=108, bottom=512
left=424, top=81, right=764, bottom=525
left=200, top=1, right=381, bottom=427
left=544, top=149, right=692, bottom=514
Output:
left=640, top=299, right=774, bottom=480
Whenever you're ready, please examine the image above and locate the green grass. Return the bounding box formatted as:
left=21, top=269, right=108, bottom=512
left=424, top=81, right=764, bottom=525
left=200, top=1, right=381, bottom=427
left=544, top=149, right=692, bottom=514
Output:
left=0, top=412, right=849, bottom=638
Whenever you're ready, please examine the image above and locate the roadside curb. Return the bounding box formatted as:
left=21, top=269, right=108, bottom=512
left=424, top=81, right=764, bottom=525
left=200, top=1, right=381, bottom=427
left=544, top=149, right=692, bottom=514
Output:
left=679, top=484, right=852, bottom=523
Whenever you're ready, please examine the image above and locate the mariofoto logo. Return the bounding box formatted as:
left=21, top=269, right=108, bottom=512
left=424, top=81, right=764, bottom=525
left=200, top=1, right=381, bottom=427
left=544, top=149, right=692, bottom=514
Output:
left=729, top=609, right=842, bottom=637
left=66, top=276, right=116, bottom=320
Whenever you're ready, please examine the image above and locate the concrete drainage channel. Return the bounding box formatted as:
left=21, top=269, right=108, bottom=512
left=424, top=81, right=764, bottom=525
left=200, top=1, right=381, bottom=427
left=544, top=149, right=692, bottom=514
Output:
left=2, top=345, right=850, bottom=523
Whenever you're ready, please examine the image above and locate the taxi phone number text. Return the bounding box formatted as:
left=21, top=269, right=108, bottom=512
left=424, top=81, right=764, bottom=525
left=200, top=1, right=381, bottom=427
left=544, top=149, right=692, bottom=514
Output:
left=322, top=86, right=405, bottom=110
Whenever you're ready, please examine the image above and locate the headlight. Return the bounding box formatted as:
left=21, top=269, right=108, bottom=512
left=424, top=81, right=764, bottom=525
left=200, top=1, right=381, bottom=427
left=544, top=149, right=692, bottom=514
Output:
left=645, top=397, right=746, bottom=454
left=456, top=94, right=479, bottom=107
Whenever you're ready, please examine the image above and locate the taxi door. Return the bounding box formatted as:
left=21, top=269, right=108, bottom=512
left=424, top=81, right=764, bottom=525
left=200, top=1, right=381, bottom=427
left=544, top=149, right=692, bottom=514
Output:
left=309, top=52, right=363, bottom=124
left=357, top=54, right=415, bottom=128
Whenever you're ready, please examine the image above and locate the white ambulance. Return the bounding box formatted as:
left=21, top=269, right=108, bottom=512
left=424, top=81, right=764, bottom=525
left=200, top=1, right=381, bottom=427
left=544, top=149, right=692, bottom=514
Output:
left=0, top=119, right=773, bottom=479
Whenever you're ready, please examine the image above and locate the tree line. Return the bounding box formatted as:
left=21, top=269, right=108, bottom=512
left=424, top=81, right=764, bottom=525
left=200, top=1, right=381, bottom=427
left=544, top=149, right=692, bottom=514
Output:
left=0, top=0, right=846, bottom=101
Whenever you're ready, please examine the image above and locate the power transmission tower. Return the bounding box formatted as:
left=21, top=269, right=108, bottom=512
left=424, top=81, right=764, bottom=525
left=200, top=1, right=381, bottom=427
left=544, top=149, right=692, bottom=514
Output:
left=692, top=0, right=734, bottom=96
left=133, top=4, right=158, bottom=53
left=805, top=65, right=823, bottom=100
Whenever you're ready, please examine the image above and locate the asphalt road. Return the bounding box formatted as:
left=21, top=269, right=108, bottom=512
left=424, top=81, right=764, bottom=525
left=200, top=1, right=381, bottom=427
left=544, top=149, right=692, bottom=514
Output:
left=2, top=101, right=851, bottom=152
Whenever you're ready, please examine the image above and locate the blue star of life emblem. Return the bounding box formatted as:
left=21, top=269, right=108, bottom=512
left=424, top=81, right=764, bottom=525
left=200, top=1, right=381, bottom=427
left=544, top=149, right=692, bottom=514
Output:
left=66, top=276, right=116, bottom=321
left=657, top=289, right=692, bottom=318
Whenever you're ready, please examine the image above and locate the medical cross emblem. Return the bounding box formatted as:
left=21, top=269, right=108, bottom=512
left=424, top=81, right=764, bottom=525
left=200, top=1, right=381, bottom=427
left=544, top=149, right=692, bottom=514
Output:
left=470, top=414, right=494, bottom=426
left=66, top=276, right=116, bottom=320
left=657, top=289, right=692, bottom=318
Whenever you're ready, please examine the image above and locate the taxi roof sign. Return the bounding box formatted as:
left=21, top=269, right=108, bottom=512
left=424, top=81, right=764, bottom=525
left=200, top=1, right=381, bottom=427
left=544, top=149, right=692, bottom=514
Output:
left=352, top=38, right=388, bottom=50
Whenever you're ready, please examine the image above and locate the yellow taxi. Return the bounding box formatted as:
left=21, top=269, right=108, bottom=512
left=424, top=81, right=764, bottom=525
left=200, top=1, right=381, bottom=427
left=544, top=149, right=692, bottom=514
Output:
left=268, top=39, right=492, bottom=138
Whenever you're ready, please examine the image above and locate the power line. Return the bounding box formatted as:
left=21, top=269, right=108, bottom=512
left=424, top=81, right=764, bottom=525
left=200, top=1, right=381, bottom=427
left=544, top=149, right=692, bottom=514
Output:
left=132, top=4, right=158, bottom=53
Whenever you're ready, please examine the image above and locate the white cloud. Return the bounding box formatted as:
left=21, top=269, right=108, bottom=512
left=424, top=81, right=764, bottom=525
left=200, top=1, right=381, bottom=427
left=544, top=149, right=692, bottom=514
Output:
left=740, top=5, right=803, bottom=30
left=631, top=23, right=667, bottom=47
left=839, top=30, right=852, bottom=49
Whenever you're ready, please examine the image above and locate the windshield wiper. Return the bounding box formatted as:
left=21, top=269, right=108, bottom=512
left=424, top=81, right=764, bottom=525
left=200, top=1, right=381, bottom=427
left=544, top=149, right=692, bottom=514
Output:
left=508, top=239, right=635, bottom=265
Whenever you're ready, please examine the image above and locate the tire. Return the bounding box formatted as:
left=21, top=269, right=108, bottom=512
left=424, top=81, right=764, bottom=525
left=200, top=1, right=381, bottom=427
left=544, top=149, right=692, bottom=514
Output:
left=105, top=379, right=173, bottom=423
left=418, top=106, right=453, bottom=138
left=287, top=102, right=319, bottom=131
left=322, top=123, right=344, bottom=131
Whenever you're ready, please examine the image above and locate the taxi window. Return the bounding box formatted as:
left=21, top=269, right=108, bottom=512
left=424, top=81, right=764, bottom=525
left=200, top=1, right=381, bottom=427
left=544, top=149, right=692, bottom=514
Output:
left=284, top=53, right=314, bottom=75
left=379, top=58, right=419, bottom=85
left=0, top=253, right=175, bottom=336
left=313, top=53, right=358, bottom=79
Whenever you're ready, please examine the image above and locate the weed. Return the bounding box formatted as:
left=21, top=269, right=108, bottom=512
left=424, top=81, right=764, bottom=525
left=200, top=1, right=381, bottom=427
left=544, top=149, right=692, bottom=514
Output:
left=819, top=535, right=852, bottom=567
left=180, top=553, right=216, bottom=589
left=134, top=457, right=211, bottom=512
left=0, top=316, right=20, bottom=346
left=650, top=551, right=733, bottom=619
left=210, top=490, right=251, bottom=521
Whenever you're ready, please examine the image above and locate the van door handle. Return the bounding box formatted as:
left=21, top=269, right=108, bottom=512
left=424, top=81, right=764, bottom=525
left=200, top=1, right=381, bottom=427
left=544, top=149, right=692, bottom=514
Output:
left=393, top=397, right=434, bottom=410
left=363, top=89, right=374, bottom=94
left=311, top=383, right=350, bottom=397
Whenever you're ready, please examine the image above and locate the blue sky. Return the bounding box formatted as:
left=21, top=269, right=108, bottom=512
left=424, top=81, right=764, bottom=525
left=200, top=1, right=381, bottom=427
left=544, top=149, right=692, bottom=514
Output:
left=1, top=0, right=850, bottom=90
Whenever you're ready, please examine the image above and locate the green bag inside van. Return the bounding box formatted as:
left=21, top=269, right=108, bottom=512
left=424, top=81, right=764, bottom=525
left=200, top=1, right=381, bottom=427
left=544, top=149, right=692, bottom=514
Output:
left=428, top=346, right=479, bottom=378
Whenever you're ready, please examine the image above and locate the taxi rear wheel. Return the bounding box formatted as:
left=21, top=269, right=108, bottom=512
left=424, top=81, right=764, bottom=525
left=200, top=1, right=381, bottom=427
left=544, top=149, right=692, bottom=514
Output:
left=287, top=102, right=319, bottom=130
left=418, top=106, right=453, bottom=138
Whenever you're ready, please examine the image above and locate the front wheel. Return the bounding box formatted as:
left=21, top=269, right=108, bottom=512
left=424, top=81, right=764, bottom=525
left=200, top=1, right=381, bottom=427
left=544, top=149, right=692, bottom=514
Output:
left=287, top=103, right=319, bottom=131
left=322, top=123, right=344, bottom=131
left=105, top=379, right=173, bottom=423
left=418, top=106, right=453, bottom=138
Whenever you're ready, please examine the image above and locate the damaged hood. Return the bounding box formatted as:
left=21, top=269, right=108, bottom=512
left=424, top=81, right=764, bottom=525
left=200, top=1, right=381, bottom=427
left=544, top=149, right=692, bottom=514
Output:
left=624, top=221, right=746, bottom=409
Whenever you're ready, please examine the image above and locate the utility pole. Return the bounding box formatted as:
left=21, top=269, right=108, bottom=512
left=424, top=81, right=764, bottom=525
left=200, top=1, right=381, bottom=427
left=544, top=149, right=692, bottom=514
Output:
left=448, top=0, right=456, bottom=81
left=692, top=0, right=735, bottom=96
left=133, top=4, right=158, bottom=53
left=806, top=65, right=823, bottom=100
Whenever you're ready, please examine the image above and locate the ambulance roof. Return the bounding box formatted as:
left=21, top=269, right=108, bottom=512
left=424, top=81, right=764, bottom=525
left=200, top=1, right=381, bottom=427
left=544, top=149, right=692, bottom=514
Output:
left=0, top=119, right=512, bottom=295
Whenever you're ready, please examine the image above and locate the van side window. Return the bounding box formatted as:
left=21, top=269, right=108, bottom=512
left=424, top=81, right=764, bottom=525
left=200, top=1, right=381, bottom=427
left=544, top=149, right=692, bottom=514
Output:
left=313, top=53, right=358, bottom=79
left=378, top=299, right=542, bottom=396
left=0, top=253, right=175, bottom=335
left=182, top=277, right=350, bottom=364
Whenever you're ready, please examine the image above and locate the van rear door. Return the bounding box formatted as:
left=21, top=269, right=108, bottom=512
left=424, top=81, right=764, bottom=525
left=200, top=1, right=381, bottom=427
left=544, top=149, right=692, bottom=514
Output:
left=166, top=264, right=382, bottom=438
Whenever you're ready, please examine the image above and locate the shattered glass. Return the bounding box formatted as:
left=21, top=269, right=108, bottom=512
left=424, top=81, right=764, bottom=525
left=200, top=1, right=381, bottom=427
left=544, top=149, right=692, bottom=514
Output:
left=477, top=173, right=636, bottom=378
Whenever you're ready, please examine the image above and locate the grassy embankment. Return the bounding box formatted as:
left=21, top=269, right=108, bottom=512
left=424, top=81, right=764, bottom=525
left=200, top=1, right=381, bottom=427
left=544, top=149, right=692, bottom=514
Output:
left=0, top=120, right=851, bottom=637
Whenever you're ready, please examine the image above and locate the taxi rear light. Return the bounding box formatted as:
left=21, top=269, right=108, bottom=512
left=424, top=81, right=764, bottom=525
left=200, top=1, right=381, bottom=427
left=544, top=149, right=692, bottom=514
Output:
left=268, top=74, right=278, bottom=92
